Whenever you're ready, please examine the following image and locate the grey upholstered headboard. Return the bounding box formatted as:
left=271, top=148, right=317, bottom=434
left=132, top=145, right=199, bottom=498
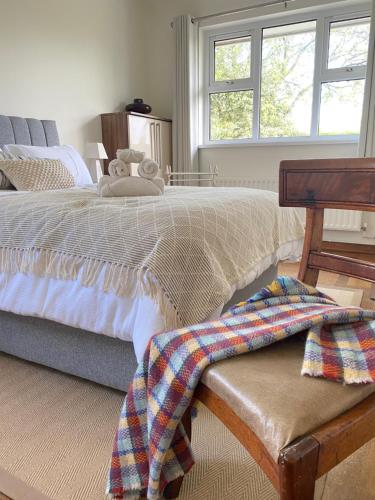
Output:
left=0, top=115, right=60, bottom=148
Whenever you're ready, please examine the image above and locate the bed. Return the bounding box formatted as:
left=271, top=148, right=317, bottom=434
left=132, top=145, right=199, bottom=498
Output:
left=0, top=115, right=304, bottom=391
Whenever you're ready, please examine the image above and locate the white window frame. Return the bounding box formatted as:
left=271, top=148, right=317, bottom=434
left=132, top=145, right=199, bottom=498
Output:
left=201, top=5, right=371, bottom=146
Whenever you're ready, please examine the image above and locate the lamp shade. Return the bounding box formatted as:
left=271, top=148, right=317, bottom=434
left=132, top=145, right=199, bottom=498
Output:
left=85, top=142, right=108, bottom=160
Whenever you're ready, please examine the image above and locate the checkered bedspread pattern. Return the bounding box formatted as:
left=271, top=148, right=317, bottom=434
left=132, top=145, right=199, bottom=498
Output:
left=107, top=277, right=375, bottom=499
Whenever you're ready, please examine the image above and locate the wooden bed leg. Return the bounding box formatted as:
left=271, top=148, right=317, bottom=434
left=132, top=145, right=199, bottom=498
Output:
left=163, top=407, right=192, bottom=499
left=278, top=436, right=319, bottom=500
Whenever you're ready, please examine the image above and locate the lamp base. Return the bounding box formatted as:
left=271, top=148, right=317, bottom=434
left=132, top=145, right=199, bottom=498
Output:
left=88, top=159, right=103, bottom=183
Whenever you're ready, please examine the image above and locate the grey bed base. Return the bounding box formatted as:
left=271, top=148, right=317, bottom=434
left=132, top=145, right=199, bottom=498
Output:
left=0, top=265, right=277, bottom=392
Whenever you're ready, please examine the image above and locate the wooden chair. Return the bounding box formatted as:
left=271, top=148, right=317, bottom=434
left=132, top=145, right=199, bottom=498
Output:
left=165, top=158, right=375, bottom=500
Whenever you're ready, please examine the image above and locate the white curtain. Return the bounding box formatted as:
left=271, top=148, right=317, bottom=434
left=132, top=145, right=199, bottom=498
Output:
left=359, top=0, right=375, bottom=156
left=173, top=15, right=199, bottom=173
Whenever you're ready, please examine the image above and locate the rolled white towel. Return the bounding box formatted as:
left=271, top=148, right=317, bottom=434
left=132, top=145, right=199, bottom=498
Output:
left=108, top=159, right=130, bottom=177
left=97, top=175, right=112, bottom=193
left=99, top=176, right=163, bottom=197
left=138, top=158, right=159, bottom=179
left=117, top=149, right=145, bottom=164
left=151, top=177, right=165, bottom=193
left=108, top=159, right=120, bottom=177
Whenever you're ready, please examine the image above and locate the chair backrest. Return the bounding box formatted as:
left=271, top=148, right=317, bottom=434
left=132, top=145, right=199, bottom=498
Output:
left=279, top=158, right=375, bottom=286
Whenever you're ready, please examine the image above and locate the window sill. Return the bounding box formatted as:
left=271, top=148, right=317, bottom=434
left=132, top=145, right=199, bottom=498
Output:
left=199, top=138, right=359, bottom=149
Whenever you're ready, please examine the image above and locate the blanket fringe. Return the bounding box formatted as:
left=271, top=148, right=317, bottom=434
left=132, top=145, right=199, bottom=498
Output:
left=301, top=368, right=374, bottom=385
left=0, top=247, right=182, bottom=331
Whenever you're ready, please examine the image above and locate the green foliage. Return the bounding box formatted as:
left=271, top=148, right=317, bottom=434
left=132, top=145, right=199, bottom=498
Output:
left=215, top=38, right=251, bottom=82
left=328, top=20, right=370, bottom=69
left=211, top=33, right=315, bottom=140
left=260, top=34, right=312, bottom=138
left=210, top=91, right=252, bottom=141
left=211, top=41, right=252, bottom=141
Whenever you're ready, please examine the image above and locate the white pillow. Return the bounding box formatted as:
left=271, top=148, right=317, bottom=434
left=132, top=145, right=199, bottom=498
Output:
left=4, top=144, right=93, bottom=186
left=0, top=148, right=13, bottom=188
left=0, top=147, right=14, bottom=159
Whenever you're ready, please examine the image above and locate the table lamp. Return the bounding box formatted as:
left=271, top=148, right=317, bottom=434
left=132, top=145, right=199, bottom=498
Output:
left=85, top=143, right=108, bottom=182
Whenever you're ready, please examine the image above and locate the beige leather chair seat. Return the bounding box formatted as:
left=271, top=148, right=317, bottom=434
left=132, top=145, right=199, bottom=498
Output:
left=201, top=336, right=375, bottom=461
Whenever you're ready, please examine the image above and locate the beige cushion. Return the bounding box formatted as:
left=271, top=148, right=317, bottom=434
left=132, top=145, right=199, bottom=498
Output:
left=0, top=159, right=75, bottom=191
left=201, top=336, right=375, bottom=461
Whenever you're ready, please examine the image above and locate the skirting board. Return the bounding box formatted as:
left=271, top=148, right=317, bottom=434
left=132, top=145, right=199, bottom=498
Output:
left=0, top=467, right=49, bottom=500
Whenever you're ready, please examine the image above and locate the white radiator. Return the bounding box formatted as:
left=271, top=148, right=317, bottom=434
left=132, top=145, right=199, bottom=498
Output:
left=215, top=177, right=362, bottom=232
left=215, top=177, right=278, bottom=192
left=323, top=210, right=362, bottom=232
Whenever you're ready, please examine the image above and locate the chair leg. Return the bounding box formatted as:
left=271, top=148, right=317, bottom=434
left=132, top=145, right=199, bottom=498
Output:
left=163, top=408, right=192, bottom=499
left=298, top=208, right=324, bottom=287
left=278, top=436, right=319, bottom=500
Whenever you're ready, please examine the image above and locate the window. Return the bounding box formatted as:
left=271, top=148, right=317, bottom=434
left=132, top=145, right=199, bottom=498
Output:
left=210, top=90, right=253, bottom=141
left=204, top=8, right=371, bottom=144
left=320, top=16, right=370, bottom=137
left=260, top=21, right=316, bottom=138
left=214, top=36, right=251, bottom=82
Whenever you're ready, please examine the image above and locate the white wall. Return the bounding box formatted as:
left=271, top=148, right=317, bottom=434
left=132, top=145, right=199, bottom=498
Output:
left=0, top=0, right=147, bottom=153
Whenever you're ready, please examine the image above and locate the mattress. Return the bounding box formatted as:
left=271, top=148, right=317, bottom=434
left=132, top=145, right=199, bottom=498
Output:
left=0, top=186, right=304, bottom=360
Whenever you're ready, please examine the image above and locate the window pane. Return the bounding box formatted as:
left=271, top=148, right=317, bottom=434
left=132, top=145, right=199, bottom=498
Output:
left=210, top=91, right=253, bottom=140
left=214, top=36, right=251, bottom=81
left=260, top=21, right=316, bottom=138
left=319, top=80, right=365, bottom=136
left=328, top=17, right=370, bottom=69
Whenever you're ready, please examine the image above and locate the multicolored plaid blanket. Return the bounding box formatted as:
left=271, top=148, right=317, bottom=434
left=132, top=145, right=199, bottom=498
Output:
left=107, top=277, right=375, bottom=499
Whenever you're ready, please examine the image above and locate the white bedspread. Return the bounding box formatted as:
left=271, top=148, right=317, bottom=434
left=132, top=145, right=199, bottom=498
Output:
left=0, top=186, right=304, bottom=359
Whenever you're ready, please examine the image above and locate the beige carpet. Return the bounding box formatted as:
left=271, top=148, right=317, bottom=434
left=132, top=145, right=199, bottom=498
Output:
left=0, top=354, right=374, bottom=500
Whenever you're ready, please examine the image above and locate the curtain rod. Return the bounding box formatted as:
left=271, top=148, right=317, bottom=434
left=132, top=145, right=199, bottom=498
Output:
left=191, top=0, right=296, bottom=24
